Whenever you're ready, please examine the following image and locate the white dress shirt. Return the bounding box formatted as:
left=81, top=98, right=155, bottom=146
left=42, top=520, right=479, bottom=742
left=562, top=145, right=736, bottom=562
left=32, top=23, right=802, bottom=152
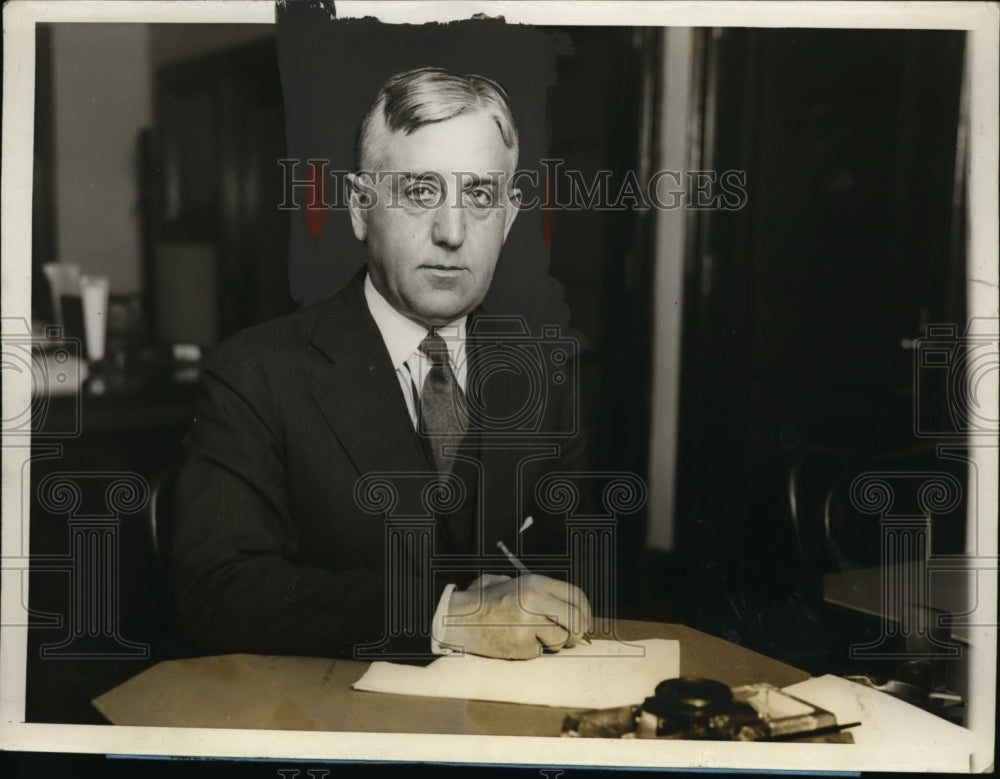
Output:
left=363, top=273, right=467, bottom=426
left=363, top=272, right=465, bottom=653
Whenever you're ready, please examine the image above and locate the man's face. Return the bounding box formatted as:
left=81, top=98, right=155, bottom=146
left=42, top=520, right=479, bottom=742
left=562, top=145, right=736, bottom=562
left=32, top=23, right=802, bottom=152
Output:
left=349, top=111, right=519, bottom=326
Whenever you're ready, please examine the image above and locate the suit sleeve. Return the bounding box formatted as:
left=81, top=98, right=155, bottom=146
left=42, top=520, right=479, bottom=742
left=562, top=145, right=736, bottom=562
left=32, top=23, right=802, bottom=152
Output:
left=171, top=336, right=442, bottom=660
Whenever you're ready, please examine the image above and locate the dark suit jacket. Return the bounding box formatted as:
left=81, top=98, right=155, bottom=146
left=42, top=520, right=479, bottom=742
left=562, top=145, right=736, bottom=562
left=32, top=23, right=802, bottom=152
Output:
left=171, top=270, right=587, bottom=659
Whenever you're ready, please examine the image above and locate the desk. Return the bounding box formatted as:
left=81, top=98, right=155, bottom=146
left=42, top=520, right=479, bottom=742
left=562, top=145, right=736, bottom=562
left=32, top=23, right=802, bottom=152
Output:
left=823, top=563, right=971, bottom=641
left=93, top=620, right=809, bottom=735
left=823, top=563, right=972, bottom=716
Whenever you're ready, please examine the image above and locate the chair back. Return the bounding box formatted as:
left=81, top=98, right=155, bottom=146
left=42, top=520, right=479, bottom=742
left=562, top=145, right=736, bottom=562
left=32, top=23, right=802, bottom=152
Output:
left=145, top=465, right=182, bottom=635
left=148, top=467, right=179, bottom=568
left=786, top=444, right=962, bottom=594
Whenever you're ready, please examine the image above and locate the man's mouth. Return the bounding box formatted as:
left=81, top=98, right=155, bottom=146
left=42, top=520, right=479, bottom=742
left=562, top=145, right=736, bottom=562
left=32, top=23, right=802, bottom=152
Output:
left=421, top=264, right=465, bottom=272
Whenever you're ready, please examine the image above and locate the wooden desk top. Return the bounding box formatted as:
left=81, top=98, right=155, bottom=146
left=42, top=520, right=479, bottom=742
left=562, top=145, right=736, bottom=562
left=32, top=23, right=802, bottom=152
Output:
left=93, top=620, right=809, bottom=735
left=823, top=563, right=972, bottom=641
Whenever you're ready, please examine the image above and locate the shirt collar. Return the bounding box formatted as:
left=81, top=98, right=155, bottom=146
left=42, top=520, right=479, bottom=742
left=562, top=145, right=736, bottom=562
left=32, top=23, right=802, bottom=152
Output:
left=363, top=272, right=467, bottom=371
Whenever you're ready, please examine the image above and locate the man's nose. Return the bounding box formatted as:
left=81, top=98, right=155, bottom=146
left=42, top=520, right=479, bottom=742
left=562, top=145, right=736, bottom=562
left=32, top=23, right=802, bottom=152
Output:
left=431, top=202, right=466, bottom=249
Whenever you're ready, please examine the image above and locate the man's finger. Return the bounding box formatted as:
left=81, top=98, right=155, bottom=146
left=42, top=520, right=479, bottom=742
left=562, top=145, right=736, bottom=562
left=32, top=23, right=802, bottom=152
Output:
left=560, top=619, right=580, bottom=648
left=535, top=623, right=570, bottom=652
left=523, top=575, right=592, bottom=620
left=523, top=589, right=586, bottom=644
left=530, top=588, right=587, bottom=641
left=505, top=633, right=545, bottom=660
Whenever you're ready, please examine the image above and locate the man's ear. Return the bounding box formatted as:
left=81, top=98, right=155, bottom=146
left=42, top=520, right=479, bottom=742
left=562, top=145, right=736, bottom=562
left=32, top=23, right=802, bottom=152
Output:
left=347, top=172, right=373, bottom=242
left=502, top=187, right=521, bottom=243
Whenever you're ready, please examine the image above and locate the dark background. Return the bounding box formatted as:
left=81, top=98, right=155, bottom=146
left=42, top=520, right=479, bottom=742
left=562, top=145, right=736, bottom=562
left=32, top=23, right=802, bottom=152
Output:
left=25, top=14, right=968, bottom=727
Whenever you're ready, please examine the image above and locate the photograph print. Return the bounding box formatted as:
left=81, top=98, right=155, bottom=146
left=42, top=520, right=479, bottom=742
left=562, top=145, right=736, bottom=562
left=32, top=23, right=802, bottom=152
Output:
left=1, top=0, right=997, bottom=775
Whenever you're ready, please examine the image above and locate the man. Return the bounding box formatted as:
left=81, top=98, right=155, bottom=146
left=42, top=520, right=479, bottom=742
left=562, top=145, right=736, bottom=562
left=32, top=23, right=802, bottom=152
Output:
left=172, top=68, right=591, bottom=661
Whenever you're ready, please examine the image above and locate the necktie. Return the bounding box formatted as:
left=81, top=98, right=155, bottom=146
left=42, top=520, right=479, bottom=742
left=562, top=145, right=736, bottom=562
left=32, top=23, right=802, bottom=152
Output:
left=418, top=330, right=466, bottom=475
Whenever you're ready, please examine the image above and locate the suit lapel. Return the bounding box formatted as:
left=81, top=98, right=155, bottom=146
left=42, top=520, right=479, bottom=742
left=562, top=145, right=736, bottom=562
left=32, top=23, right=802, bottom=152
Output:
left=309, top=271, right=431, bottom=478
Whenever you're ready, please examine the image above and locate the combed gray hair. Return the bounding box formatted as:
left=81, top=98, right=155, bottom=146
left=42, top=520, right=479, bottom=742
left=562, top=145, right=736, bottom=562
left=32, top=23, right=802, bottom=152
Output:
left=354, top=67, right=519, bottom=172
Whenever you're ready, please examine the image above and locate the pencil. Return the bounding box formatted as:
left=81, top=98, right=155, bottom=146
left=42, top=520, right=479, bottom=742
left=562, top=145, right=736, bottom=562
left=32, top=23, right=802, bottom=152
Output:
left=495, top=540, right=531, bottom=575
left=495, top=540, right=592, bottom=644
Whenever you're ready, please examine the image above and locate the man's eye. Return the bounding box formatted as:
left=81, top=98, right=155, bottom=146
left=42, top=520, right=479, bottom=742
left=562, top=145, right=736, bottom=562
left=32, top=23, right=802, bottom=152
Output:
left=405, top=184, right=441, bottom=206
left=466, top=187, right=495, bottom=208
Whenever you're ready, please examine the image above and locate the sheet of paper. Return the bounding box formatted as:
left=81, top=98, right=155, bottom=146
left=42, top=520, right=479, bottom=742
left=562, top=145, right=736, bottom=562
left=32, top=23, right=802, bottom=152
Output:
left=351, top=638, right=679, bottom=709
left=782, top=674, right=977, bottom=750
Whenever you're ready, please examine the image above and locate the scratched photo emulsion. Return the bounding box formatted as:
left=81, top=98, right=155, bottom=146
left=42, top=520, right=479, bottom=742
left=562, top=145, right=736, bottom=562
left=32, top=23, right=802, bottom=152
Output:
left=3, top=1, right=996, bottom=774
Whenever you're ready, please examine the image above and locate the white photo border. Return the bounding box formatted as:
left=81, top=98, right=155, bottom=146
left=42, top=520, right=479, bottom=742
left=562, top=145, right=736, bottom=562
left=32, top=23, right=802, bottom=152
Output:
left=2, top=0, right=997, bottom=773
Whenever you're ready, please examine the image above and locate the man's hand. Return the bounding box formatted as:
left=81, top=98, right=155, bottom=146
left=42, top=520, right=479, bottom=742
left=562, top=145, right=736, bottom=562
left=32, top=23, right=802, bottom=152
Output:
left=441, top=574, right=593, bottom=659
